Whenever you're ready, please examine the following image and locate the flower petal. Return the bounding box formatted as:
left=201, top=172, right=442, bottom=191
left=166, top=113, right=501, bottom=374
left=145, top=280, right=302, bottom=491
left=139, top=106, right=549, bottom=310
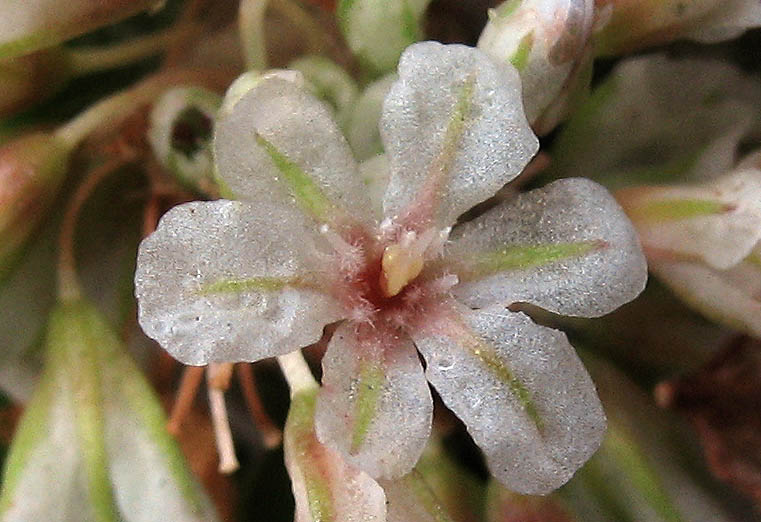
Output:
left=285, top=387, right=387, bottom=522
left=551, top=54, right=761, bottom=190
left=412, top=303, right=606, bottom=495
left=618, top=168, right=761, bottom=270
left=315, top=322, right=432, bottom=480
left=380, top=41, right=538, bottom=230
left=652, top=256, right=761, bottom=339
left=213, top=73, right=376, bottom=229
left=135, top=200, right=344, bottom=365
left=443, top=178, right=647, bottom=317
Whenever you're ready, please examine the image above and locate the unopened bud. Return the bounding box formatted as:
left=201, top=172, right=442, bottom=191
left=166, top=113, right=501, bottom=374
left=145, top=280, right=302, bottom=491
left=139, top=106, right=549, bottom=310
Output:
left=0, top=132, right=70, bottom=279
left=148, top=87, right=222, bottom=196
left=594, top=0, right=761, bottom=56
left=338, top=0, right=431, bottom=76
left=0, top=0, right=162, bottom=59
left=478, top=0, right=595, bottom=134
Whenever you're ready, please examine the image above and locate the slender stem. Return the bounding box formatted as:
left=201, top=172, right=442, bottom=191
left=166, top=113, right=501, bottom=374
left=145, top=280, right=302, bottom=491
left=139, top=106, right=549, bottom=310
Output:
left=54, top=67, right=233, bottom=149
left=235, top=364, right=282, bottom=448
left=271, top=0, right=331, bottom=56
left=167, top=365, right=206, bottom=436
left=239, top=0, right=269, bottom=69
left=207, top=385, right=240, bottom=473
left=66, top=25, right=193, bottom=76
left=57, top=154, right=134, bottom=301
left=277, top=350, right=318, bottom=396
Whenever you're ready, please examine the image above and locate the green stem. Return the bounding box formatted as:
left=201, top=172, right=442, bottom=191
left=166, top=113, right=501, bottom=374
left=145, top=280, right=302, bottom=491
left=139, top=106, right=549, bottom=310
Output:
left=66, top=25, right=191, bottom=76
left=54, top=67, right=231, bottom=149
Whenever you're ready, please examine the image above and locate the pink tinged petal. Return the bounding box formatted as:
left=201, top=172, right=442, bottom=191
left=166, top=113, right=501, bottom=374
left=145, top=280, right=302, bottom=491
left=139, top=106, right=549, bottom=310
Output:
left=380, top=41, right=538, bottom=230
left=315, top=322, right=433, bottom=480
left=134, top=200, right=344, bottom=366
left=213, top=74, right=377, bottom=230
left=443, top=178, right=647, bottom=317
left=652, top=257, right=761, bottom=339
left=284, top=388, right=387, bottom=522
left=412, top=303, right=606, bottom=495
left=380, top=471, right=455, bottom=522
left=618, top=169, right=761, bottom=270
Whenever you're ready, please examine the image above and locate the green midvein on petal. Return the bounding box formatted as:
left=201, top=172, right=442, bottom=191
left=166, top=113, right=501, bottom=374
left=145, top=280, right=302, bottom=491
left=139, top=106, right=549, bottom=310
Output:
left=462, top=332, right=543, bottom=431
left=255, top=133, right=339, bottom=223
left=510, top=31, right=534, bottom=72
left=460, top=240, right=606, bottom=281
left=350, top=362, right=386, bottom=455
left=747, top=251, right=761, bottom=269
left=417, top=74, right=475, bottom=221
left=199, top=276, right=300, bottom=295
left=632, top=198, right=731, bottom=223
left=287, top=391, right=337, bottom=522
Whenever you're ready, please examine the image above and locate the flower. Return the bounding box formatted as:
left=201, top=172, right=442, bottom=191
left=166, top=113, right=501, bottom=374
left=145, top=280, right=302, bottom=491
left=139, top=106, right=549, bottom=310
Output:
left=135, top=41, right=647, bottom=494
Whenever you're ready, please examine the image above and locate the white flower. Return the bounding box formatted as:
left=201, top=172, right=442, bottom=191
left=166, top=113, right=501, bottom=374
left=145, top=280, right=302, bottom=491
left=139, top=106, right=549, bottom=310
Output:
left=135, top=41, right=647, bottom=494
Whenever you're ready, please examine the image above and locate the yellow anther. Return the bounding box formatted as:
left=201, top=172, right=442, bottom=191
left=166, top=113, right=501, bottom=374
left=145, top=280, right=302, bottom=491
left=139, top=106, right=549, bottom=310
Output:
left=380, top=243, right=424, bottom=297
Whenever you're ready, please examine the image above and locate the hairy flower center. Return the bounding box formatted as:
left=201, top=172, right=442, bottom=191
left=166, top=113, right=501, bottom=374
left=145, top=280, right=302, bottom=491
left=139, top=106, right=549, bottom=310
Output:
left=327, top=226, right=456, bottom=328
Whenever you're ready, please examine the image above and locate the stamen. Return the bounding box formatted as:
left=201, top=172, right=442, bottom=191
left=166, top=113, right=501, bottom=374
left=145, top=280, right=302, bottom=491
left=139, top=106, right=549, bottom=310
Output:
left=379, top=227, right=442, bottom=297
left=235, top=364, right=282, bottom=448
left=167, top=365, right=205, bottom=435
left=207, top=375, right=240, bottom=474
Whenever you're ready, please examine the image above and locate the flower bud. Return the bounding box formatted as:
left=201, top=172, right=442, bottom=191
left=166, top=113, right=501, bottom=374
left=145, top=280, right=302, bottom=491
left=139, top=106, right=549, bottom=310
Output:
left=478, top=0, right=595, bottom=134
left=594, top=0, right=761, bottom=56
left=0, top=298, right=219, bottom=521
left=0, top=132, right=70, bottom=280
left=0, top=0, right=163, bottom=59
left=283, top=387, right=387, bottom=521
left=289, top=55, right=359, bottom=121
left=563, top=354, right=738, bottom=522
left=337, top=0, right=431, bottom=76
left=148, top=87, right=222, bottom=196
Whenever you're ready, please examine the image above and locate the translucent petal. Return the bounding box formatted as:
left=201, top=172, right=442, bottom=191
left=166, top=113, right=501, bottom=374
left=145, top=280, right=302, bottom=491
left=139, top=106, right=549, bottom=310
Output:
left=358, top=154, right=390, bottom=220
left=380, top=472, right=455, bottom=522
left=443, top=178, right=647, bottom=317
left=412, top=303, right=606, bottom=495
left=652, top=256, right=761, bottom=339
left=135, top=200, right=344, bottom=365
left=285, top=388, right=387, bottom=522
left=214, top=74, right=376, bottom=228
left=381, top=41, right=538, bottom=230
left=315, top=322, right=432, bottom=480
left=619, top=169, right=761, bottom=270
left=551, top=54, right=761, bottom=190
